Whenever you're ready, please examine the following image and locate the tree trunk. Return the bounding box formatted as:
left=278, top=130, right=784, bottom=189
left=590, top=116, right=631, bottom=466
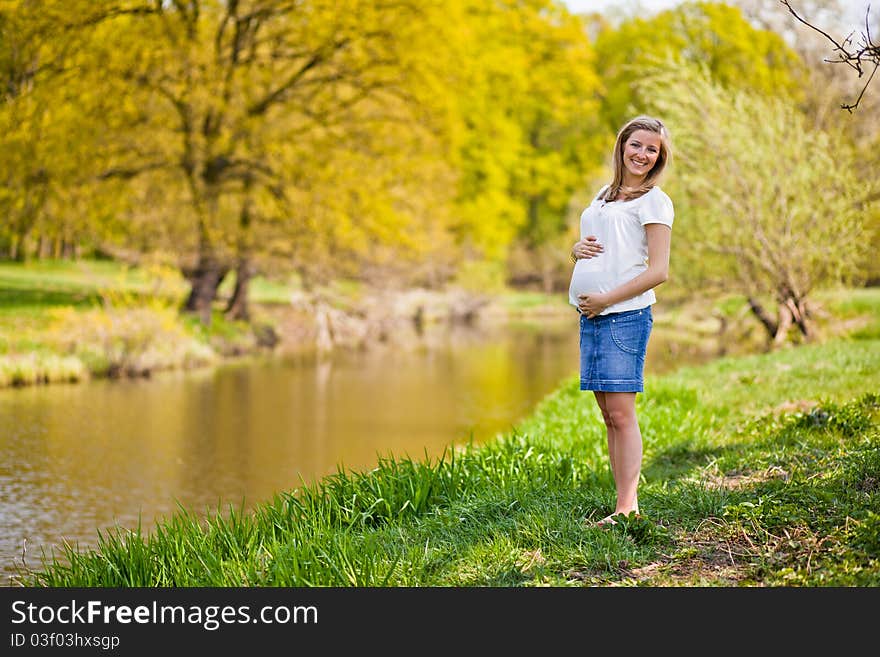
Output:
left=12, top=183, right=48, bottom=262
left=314, top=299, right=334, bottom=353
left=37, top=235, right=51, bottom=259
left=183, top=249, right=229, bottom=326
left=61, top=238, right=76, bottom=259
left=747, top=296, right=778, bottom=340
left=225, top=195, right=254, bottom=321
left=786, top=296, right=813, bottom=340
left=773, top=301, right=793, bottom=347
left=182, top=182, right=227, bottom=325
left=11, top=233, right=27, bottom=262
left=225, top=254, right=253, bottom=321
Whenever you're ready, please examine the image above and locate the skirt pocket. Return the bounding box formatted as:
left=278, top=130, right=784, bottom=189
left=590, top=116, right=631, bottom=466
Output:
left=609, top=309, right=651, bottom=355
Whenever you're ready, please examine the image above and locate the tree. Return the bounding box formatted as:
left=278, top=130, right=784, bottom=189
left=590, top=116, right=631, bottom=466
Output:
left=0, top=1, right=107, bottom=260
left=735, top=1, right=880, bottom=284
left=438, top=0, right=603, bottom=293
left=507, top=1, right=604, bottom=292
left=72, top=0, right=455, bottom=323
left=640, top=64, right=872, bottom=346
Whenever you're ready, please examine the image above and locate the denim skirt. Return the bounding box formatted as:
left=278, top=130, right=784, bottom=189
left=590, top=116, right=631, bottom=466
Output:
left=579, top=306, right=652, bottom=392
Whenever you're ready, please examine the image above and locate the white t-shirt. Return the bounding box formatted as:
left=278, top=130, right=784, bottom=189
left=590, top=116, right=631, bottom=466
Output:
left=568, top=184, right=674, bottom=315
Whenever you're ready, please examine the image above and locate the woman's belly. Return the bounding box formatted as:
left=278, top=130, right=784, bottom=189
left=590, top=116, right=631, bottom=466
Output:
left=569, top=259, right=616, bottom=302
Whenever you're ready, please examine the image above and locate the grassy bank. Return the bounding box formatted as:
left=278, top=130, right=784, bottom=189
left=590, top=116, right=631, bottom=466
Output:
left=0, top=260, right=250, bottom=386
left=14, top=319, right=879, bottom=586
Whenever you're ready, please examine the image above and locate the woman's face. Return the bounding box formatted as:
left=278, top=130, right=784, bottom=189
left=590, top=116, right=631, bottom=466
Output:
left=622, top=129, right=662, bottom=183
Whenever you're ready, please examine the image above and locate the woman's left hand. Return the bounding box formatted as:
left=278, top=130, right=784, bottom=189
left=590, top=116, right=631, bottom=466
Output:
left=577, top=292, right=610, bottom=318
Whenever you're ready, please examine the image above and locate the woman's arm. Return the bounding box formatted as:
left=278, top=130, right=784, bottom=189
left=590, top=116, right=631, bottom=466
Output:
left=577, top=224, right=671, bottom=318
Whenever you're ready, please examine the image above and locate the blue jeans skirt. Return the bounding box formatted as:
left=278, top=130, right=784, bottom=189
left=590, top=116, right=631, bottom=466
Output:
left=579, top=306, right=652, bottom=392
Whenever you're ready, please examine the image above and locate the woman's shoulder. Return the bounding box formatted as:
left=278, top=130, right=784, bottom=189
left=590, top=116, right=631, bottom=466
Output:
left=637, top=185, right=674, bottom=225
left=643, top=186, right=671, bottom=202
left=635, top=186, right=673, bottom=210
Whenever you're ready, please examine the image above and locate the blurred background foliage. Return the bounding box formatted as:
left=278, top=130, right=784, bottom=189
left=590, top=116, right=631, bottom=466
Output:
left=0, top=0, right=877, bottom=340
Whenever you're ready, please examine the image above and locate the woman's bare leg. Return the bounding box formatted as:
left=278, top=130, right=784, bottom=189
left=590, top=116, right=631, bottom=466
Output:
left=592, top=392, right=616, bottom=485
left=594, top=391, right=641, bottom=516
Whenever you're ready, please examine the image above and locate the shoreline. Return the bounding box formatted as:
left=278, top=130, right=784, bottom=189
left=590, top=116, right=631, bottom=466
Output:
left=0, top=288, right=577, bottom=390
left=2, top=275, right=873, bottom=390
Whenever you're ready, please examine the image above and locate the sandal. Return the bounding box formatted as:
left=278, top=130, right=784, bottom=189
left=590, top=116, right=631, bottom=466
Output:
left=589, top=511, right=641, bottom=529
left=595, top=514, right=619, bottom=528
left=582, top=514, right=619, bottom=529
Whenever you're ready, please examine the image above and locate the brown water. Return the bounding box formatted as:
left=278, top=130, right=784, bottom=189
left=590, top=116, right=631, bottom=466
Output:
left=0, top=315, right=710, bottom=583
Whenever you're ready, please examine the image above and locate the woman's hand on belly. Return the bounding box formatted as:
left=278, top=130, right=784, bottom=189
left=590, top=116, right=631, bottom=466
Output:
left=572, top=235, right=603, bottom=261
left=577, top=291, right=610, bottom=318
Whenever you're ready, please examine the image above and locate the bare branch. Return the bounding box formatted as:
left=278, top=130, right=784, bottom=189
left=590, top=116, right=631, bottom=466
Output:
left=781, top=0, right=879, bottom=111
left=246, top=38, right=352, bottom=117
left=62, top=3, right=161, bottom=29
left=96, top=161, right=171, bottom=181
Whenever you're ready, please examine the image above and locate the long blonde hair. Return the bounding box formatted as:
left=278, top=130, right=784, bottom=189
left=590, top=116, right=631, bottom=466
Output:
left=602, top=115, right=671, bottom=202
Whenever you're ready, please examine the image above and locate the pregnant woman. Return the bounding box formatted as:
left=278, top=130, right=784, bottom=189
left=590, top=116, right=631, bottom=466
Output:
left=569, top=115, right=674, bottom=527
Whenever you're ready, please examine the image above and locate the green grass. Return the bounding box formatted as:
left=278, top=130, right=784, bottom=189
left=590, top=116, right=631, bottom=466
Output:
left=15, top=332, right=879, bottom=587
left=0, top=260, right=185, bottom=353
left=217, top=271, right=303, bottom=306
left=815, top=286, right=880, bottom=339
left=0, top=259, right=182, bottom=311
left=0, top=259, right=301, bottom=314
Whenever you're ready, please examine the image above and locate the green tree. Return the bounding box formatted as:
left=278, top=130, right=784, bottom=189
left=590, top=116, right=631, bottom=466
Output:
left=2, top=0, right=615, bottom=305
left=640, top=64, right=873, bottom=345
left=444, top=0, right=604, bottom=291
left=593, top=1, right=806, bottom=133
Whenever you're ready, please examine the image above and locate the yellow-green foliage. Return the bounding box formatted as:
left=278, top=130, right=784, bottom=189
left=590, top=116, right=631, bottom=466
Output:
left=594, top=1, right=806, bottom=131
left=47, top=306, right=216, bottom=378
left=0, top=352, right=86, bottom=387
left=1, top=0, right=866, bottom=304
left=0, top=0, right=606, bottom=286
left=638, top=63, right=871, bottom=305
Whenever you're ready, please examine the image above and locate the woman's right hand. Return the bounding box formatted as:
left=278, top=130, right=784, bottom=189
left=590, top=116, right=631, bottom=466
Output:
left=572, top=235, right=604, bottom=261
